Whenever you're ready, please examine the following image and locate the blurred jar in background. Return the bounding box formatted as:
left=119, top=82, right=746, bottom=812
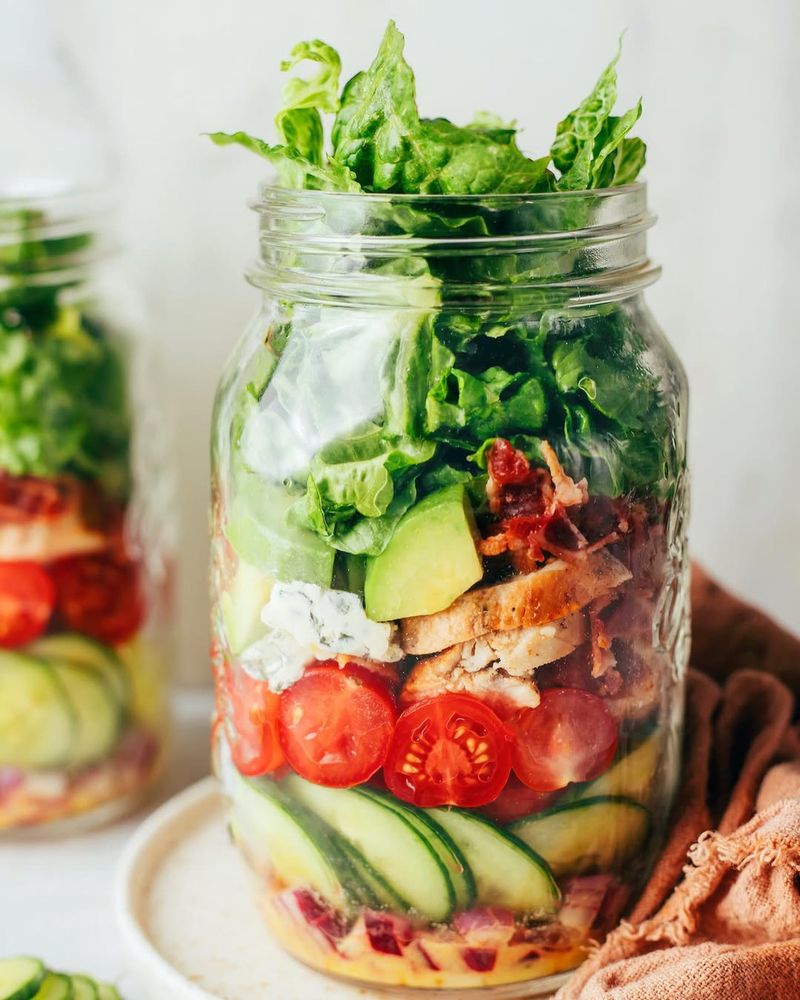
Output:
left=0, top=0, right=174, bottom=832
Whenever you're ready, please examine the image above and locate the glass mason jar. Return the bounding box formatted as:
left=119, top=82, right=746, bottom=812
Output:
left=211, top=183, right=689, bottom=994
left=0, top=192, right=172, bottom=833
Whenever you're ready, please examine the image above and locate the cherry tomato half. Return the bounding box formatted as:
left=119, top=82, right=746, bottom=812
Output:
left=50, top=551, right=144, bottom=646
left=480, top=773, right=560, bottom=824
left=227, top=664, right=285, bottom=776
left=0, top=561, right=56, bottom=648
left=279, top=661, right=396, bottom=788
left=507, top=688, right=618, bottom=793
left=383, top=693, right=512, bottom=809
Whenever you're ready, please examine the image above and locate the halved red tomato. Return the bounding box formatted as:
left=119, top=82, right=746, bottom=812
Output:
left=50, top=551, right=144, bottom=645
left=0, top=561, right=56, bottom=648
left=383, top=693, right=512, bottom=808
left=227, top=664, right=284, bottom=776
left=480, top=773, right=560, bottom=824
left=507, top=688, right=618, bottom=792
left=279, top=661, right=396, bottom=788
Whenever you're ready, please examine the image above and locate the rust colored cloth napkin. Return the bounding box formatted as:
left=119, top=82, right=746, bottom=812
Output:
left=557, top=567, right=800, bottom=1000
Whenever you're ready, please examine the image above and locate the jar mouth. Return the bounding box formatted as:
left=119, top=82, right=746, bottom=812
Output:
left=248, top=182, right=660, bottom=309
left=0, top=189, right=112, bottom=293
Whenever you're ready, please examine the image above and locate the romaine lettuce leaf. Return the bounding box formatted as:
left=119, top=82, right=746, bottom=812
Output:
left=551, top=41, right=646, bottom=191
left=0, top=308, right=130, bottom=497
left=330, top=22, right=553, bottom=195
left=275, top=39, right=342, bottom=165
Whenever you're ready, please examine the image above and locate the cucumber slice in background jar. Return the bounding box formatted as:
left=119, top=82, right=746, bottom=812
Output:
left=28, top=635, right=129, bottom=714
left=427, top=806, right=559, bottom=915
left=509, top=796, right=650, bottom=878
left=0, top=654, right=76, bottom=769
left=0, top=957, right=45, bottom=1000
left=47, top=661, right=122, bottom=768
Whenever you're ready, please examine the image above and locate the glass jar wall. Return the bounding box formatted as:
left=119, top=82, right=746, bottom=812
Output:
left=210, top=183, right=689, bottom=994
left=0, top=193, right=172, bottom=832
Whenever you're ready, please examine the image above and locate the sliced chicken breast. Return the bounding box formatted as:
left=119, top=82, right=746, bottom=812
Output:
left=400, top=549, right=632, bottom=656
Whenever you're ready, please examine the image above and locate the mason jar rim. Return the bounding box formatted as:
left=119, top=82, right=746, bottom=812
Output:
left=248, top=180, right=660, bottom=308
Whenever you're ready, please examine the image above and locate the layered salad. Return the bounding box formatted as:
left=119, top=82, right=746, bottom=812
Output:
left=211, top=23, right=687, bottom=991
left=0, top=206, right=165, bottom=830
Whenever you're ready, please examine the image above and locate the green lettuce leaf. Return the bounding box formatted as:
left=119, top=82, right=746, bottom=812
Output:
left=293, top=423, right=435, bottom=554
left=208, top=130, right=360, bottom=191
left=275, top=39, right=342, bottom=164
left=331, top=21, right=553, bottom=195
left=551, top=41, right=645, bottom=190
left=0, top=308, right=130, bottom=496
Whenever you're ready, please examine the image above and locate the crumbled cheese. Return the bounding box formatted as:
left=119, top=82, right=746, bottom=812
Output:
left=240, top=582, right=403, bottom=693
left=261, top=582, right=403, bottom=663
left=239, top=629, right=310, bottom=692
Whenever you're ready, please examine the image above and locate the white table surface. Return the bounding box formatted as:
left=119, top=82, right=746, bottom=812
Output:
left=0, top=688, right=214, bottom=997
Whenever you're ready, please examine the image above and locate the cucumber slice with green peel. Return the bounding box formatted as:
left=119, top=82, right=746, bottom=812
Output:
left=29, top=635, right=129, bottom=712
left=32, top=975, right=72, bottom=1000
left=355, top=787, right=476, bottom=911
left=284, top=775, right=456, bottom=922
left=231, top=776, right=358, bottom=912
left=0, top=957, right=45, bottom=1000
left=509, top=796, right=650, bottom=878
left=0, top=654, right=76, bottom=769
left=567, top=731, right=662, bottom=805
left=93, top=987, right=120, bottom=1000
left=427, top=807, right=560, bottom=915
left=338, top=838, right=411, bottom=912
left=67, top=979, right=96, bottom=1000
left=49, top=662, right=122, bottom=768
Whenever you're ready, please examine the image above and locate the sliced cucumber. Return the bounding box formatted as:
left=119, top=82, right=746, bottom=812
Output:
left=338, top=838, right=409, bottom=912
left=49, top=662, right=121, bottom=768
left=0, top=653, right=76, bottom=769
left=29, top=635, right=129, bottom=714
left=32, top=975, right=71, bottom=1000
left=0, top=957, right=45, bottom=1000
left=231, top=776, right=357, bottom=912
left=93, top=987, right=120, bottom=1000
left=568, top=731, right=661, bottom=805
left=428, top=807, right=559, bottom=915
left=356, top=787, right=476, bottom=911
left=67, top=979, right=96, bottom=1000
left=509, top=796, right=650, bottom=878
left=284, top=775, right=456, bottom=922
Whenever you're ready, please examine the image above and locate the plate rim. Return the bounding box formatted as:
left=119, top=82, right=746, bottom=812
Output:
left=114, top=775, right=223, bottom=1000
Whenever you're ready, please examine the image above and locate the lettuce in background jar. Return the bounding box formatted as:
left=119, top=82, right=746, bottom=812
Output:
left=210, top=22, right=688, bottom=994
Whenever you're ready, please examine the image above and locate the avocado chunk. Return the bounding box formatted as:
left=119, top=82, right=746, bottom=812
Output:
left=364, top=484, right=483, bottom=621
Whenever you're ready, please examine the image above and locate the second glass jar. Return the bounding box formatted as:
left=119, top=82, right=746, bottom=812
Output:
left=211, top=184, right=689, bottom=994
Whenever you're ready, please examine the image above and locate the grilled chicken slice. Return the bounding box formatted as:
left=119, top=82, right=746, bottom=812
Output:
left=400, top=549, right=632, bottom=656
left=400, top=645, right=541, bottom=712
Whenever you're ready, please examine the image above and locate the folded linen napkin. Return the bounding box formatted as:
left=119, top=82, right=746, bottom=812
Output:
left=557, top=567, right=800, bottom=999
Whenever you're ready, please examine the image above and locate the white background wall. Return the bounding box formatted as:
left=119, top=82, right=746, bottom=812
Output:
left=7, top=0, right=798, bottom=682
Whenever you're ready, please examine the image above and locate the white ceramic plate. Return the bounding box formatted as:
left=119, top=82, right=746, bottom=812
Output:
left=114, top=777, right=363, bottom=1000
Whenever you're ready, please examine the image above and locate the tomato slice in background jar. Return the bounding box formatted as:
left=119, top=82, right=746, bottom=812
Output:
left=279, top=661, right=396, bottom=788
left=0, top=561, right=56, bottom=648
left=480, top=773, right=560, bottom=824
left=227, top=664, right=284, bottom=776
left=384, top=693, right=511, bottom=808
left=507, top=688, right=618, bottom=792
left=50, top=551, right=144, bottom=645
